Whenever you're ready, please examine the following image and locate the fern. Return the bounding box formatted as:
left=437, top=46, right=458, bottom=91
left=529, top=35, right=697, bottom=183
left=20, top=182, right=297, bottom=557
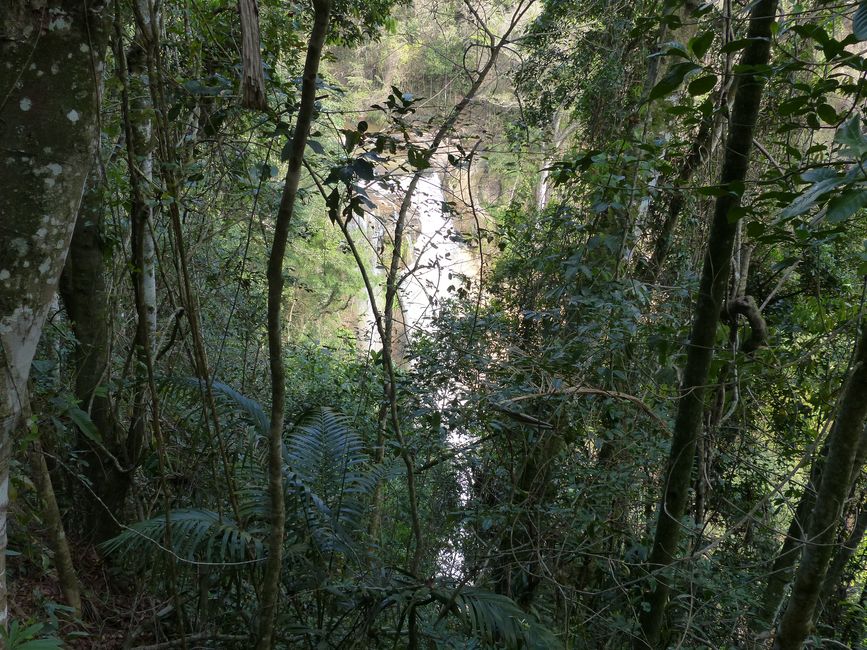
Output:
left=208, top=379, right=270, bottom=436
left=281, top=408, right=378, bottom=555
left=432, top=587, right=561, bottom=649
left=109, top=383, right=390, bottom=568
left=101, top=508, right=267, bottom=565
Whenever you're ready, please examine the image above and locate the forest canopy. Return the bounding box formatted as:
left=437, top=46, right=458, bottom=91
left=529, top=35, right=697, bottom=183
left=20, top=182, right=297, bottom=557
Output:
left=2, top=0, right=867, bottom=648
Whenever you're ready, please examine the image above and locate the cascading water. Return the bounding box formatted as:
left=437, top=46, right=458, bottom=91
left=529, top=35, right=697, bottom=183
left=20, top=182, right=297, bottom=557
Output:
left=360, top=170, right=477, bottom=350
left=360, top=167, right=479, bottom=578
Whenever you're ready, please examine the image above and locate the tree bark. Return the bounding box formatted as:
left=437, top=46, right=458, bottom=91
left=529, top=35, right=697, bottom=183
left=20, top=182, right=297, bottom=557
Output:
left=59, top=175, right=129, bottom=542
left=636, top=1, right=777, bottom=646
left=775, top=327, right=867, bottom=648
left=755, top=456, right=822, bottom=634
left=817, top=492, right=867, bottom=621
left=0, top=0, right=109, bottom=630
left=257, top=1, right=331, bottom=647
left=238, top=0, right=268, bottom=110
left=29, top=440, right=82, bottom=614
left=755, top=426, right=867, bottom=636
left=121, top=0, right=159, bottom=470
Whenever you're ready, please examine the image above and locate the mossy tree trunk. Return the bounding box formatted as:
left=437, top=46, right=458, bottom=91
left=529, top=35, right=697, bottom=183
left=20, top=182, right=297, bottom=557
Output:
left=29, top=440, right=82, bottom=614
left=774, top=326, right=867, bottom=649
left=818, top=491, right=867, bottom=626
left=635, top=1, right=778, bottom=646
left=0, top=0, right=109, bottom=630
left=756, top=425, right=866, bottom=635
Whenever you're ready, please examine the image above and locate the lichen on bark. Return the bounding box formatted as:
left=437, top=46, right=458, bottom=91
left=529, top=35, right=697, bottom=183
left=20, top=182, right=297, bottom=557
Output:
left=0, top=0, right=109, bottom=628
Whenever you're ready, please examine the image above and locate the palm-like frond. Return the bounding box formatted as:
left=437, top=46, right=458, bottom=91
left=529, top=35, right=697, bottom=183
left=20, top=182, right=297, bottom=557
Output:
left=160, top=377, right=270, bottom=438
left=283, top=408, right=378, bottom=554
left=446, top=587, right=561, bottom=649
left=284, top=408, right=366, bottom=492
left=208, top=379, right=270, bottom=436
left=114, top=382, right=389, bottom=563
left=101, top=508, right=266, bottom=565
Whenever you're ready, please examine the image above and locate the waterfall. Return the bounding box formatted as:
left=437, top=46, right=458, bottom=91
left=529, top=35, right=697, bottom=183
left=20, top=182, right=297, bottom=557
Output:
left=360, top=170, right=477, bottom=353
left=360, top=168, right=479, bottom=578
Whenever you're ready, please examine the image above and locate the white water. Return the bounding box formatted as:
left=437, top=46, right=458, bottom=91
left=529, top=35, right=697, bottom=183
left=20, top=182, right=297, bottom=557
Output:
left=359, top=169, right=479, bottom=578
left=360, top=171, right=477, bottom=352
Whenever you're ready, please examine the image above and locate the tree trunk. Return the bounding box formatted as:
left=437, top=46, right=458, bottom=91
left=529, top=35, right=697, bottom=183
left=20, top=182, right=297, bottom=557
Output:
left=59, top=174, right=128, bottom=542
left=636, top=1, right=777, bottom=646
left=775, top=331, right=867, bottom=648
left=817, top=492, right=867, bottom=623
left=755, top=459, right=821, bottom=634
left=258, top=1, right=331, bottom=646
left=121, top=0, right=160, bottom=470
left=0, top=0, right=109, bottom=630
left=238, top=0, right=268, bottom=110
left=756, top=426, right=866, bottom=635
left=29, top=440, right=82, bottom=614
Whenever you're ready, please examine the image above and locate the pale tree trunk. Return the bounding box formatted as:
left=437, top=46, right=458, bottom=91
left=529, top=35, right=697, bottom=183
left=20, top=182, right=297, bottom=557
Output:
left=132, top=0, right=158, bottom=350
left=120, top=0, right=159, bottom=466
left=775, top=326, right=867, bottom=648
left=0, top=0, right=109, bottom=630
left=238, top=0, right=268, bottom=110
left=130, top=0, right=159, bottom=348
left=635, top=1, right=777, bottom=646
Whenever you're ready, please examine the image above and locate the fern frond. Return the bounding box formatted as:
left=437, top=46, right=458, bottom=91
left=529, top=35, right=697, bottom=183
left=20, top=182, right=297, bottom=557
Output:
left=204, top=379, right=271, bottom=437
left=101, top=508, right=265, bottom=565
left=161, top=377, right=270, bottom=438
left=443, top=587, right=561, bottom=649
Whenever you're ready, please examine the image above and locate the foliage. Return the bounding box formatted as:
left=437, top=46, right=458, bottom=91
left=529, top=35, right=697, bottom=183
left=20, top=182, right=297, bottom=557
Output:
left=9, top=0, right=867, bottom=647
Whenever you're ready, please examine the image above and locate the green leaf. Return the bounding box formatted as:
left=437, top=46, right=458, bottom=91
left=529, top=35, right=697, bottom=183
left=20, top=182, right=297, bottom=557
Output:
left=660, top=41, right=690, bottom=59
left=834, top=115, right=867, bottom=156
left=307, top=139, right=324, bottom=155
left=67, top=407, right=102, bottom=444
left=688, top=31, right=714, bottom=59
left=16, top=640, right=64, bottom=650
left=727, top=205, right=748, bottom=223
left=778, top=96, right=809, bottom=116
left=351, top=158, right=375, bottom=181
left=853, top=1, right=867, bottom=41
left=826, top=188, right=867, bottom=222
left=780, top=175, right=845, bottom=218
left=720, top=38, right=760, bottom=54
left=407, top=147, right=430, bottom=170
left=746, top=221, right=766, bottom=238
left=649, top=62, right=701, bottom=100
left=688, top=75, right=717, bottom=96
left=817, top=103, right=838, bottom=125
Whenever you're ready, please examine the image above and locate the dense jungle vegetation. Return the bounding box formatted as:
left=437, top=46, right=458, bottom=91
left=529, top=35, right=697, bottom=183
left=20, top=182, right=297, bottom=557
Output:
left=3, top=0, right=867, bottom=647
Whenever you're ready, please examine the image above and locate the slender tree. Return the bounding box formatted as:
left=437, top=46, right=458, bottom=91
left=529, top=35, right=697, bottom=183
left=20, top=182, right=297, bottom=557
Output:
left=258, top=0, right=331, bottom=646
left=59, top=175, right=126, bottom=541
left=774, top=324, right=867, bottom=649
left=636, top=1, right=778, bottom=645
